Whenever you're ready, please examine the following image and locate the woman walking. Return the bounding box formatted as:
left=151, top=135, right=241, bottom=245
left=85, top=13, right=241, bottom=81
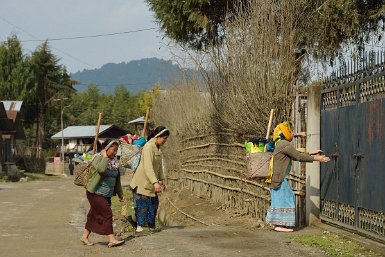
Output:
left=81, top=139, right=125, bottom=247
left=266, top=122, right=330, bottom=232
left=129, top=126, right=170, bottom=236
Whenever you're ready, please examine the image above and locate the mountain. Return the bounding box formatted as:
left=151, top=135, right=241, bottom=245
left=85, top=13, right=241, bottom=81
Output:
left=70, top=58, right=200, bottom=94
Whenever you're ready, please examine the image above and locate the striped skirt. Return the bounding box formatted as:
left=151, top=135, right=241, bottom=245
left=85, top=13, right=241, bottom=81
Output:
left=266, top=179, right=296, bottom=227
left=85, top=191, right=113, bottom=235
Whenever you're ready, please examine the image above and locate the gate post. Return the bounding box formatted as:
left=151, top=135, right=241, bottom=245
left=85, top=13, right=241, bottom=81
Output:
left=306, top=84, right=322, bottom=225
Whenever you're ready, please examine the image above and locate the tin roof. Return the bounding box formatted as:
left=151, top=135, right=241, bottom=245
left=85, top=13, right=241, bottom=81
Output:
left=128, top=116, right=145, bottom=125
left=51, top=125, right=127, bottom=139
left=2, top=101, right=23, bottom=112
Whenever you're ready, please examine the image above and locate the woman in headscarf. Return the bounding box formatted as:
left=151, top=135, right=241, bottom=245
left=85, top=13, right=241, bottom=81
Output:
left=81, top=139, right=125, bottom=247
left=129, top=126, right=170, bottom=236
left=266, top=122, right=330, bottom=232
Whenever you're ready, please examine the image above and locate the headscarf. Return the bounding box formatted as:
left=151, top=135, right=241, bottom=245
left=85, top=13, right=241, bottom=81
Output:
left=273, top=121, right=293, bottom=142
left=92, top=140, right=120, bottom=170
left=154, top=128, right=169, bottom=138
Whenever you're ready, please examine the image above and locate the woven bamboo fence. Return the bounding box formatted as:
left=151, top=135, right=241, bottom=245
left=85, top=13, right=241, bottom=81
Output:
left=165, top=94, right=308, bottom=226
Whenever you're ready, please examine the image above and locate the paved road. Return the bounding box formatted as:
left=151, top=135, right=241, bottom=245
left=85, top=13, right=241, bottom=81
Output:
left=0, top=176, right=344, bottom=257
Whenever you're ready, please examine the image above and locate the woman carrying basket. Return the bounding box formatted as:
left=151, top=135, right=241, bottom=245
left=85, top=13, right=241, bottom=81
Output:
left=266, top=122, right=330, bottom=232
left=80, top=139, right=125, bottom=247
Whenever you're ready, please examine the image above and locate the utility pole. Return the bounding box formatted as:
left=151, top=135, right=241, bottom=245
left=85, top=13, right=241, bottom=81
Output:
left=53, top=97, right=68, bottom=175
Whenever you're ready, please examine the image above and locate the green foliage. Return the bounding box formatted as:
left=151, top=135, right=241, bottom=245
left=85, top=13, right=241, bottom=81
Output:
left=146, top=0, right=242, bottom=49
left=0, top=36, right=77, bottom=154
left=0, top=35, right=31, bottom=100
left=147, top=0, right=385, bottom=56
left=64, top=83, right=159, bottom=133
left=0, top=35, right=165, bottom=156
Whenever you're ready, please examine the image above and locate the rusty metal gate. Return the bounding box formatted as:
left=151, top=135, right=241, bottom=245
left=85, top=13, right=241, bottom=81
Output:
left=320, top=57, right=385, bottom=239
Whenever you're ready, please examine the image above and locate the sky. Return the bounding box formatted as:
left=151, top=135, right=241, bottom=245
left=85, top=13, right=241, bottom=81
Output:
left=0, top=0, right=172, bottom=73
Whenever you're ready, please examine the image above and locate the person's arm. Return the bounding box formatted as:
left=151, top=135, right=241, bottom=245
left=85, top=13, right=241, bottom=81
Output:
left=282, top=144, right=330, bottom=163
left=312, top=154, right=330, bottom=163
left=281, top=144, right=315, bottom=162
left=142, top=146, right=159, bottom=185
left=91, top=155, right=108, bottom=174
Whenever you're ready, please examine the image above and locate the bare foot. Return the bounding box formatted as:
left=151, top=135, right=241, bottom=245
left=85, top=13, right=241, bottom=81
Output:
left=274, top=226, right=294, bottom=232
left=80, top=237, right=94, bottom=246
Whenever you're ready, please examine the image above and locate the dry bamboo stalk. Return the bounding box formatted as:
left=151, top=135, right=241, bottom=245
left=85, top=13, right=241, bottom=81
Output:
left=179, top=142, right=244, bottom=152
left=141, top=107, right=150, bottom=137
left=181, top=163, right=243, bottom=173
left=180, top=132, right=245, bottom=143
left=184, top=176, right=270, bottom=200
left=184, top=153, right=245, bottom=160
left=289, top=171, right=306, bottom=179
left=182, top=157, right=245, bottom=166
left=180, top=168, right=270, bottom=191
left=166, top=197, right=210, bottom=226
left=92, top=113, right=102, bottom=154
left=265, top=108, right=274, bottom=139
left=288, top=176, right=306, bottom=184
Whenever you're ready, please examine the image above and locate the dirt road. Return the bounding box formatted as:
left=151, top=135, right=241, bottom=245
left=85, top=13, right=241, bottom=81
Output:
left=0, top=176, right=381, bottom=257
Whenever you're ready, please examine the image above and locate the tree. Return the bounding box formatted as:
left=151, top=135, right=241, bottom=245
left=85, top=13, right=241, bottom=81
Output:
left=147, top=0, right=385, bottom=56
left=146, top=0, right=248, bottom=49
left=111, top=85, right=131, bottom=128
left=27, top=41, right=76, bottom=157
left=0, top=35, right=31, bottom=100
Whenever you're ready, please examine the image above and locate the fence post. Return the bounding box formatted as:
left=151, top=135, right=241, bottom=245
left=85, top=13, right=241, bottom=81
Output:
left=306, top=84, right=322, bottom=225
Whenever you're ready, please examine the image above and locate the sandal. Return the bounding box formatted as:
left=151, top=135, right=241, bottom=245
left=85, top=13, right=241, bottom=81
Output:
left=107, top=240, right=125, bottom=248
left=80, top=238, right=94, bottom=246
left=274, top=226, right=294, bottom=232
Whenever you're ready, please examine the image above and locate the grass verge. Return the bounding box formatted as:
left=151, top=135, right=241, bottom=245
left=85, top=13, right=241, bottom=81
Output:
left=293, top=232, right=382, bottom=257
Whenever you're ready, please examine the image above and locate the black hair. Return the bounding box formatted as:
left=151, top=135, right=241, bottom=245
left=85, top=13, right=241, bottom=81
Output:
left=147, top=126, right=170, bottom=141
left=102, top=139, right=119, bottom=149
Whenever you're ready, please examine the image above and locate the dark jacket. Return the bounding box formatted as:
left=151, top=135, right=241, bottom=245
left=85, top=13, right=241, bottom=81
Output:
left=270, top=140, right=314, bottom=189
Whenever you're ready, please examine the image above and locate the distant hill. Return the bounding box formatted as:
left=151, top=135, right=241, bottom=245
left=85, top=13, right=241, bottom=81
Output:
left=70, top=57, right=200, bottom=94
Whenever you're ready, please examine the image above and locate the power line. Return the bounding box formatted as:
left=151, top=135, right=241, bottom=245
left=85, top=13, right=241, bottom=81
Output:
left=74, top=81, right=159, bottom=87
left=18, top=28, right=157, bottom=42
left=0, top=15, right=98, bottom=69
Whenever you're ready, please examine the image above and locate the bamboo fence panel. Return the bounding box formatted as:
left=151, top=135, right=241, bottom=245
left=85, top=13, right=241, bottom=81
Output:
left=166, top=113, right=308, bottom=225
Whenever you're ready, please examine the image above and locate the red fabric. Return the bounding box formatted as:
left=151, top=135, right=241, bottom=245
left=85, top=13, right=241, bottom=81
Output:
left=85, top=191, right=113, bottom=235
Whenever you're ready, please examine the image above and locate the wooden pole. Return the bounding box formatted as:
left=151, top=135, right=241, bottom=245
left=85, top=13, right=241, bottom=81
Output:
left=141, top=108, right=150, bottom=138
left=265, top=109, right=275, bottom=140
left=93, top=113, right=102, bottom=154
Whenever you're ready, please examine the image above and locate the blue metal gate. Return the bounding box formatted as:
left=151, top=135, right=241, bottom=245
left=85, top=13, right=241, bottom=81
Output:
left=320, top=58, right=385, bottom=239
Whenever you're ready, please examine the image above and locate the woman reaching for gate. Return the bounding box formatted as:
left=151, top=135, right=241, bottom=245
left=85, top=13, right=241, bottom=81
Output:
left=266, top=122, right=330, bottom=232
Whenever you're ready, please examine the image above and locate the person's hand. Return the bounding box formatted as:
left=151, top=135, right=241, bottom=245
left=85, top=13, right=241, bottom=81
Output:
left=162, top=182, right=167, bottom=191
left=309, top=150, right=323, bottom=155
left=314, top=155, right=330, bottom=163
left=100, top=149, right=107, bottom=157
left=154, top=182, right=162, bottom=193
left=118, top=195, right=125, bottom=202
left=159, top=181, right=167, bottom=192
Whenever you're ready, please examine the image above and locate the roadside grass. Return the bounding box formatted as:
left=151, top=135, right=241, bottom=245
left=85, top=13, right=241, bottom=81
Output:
left=0, top=172, right=62, bottom=182
left=111, top=186, right=134, bottom=216
left=111, top=186, right=137, bottom=236
left=293, top=233, right=381, bottom=257
left=24, top=172, right=63, bottom=181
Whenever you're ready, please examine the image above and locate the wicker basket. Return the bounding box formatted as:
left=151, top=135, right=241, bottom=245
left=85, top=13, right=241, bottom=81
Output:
left=246, top=152, right=272, bottom=179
